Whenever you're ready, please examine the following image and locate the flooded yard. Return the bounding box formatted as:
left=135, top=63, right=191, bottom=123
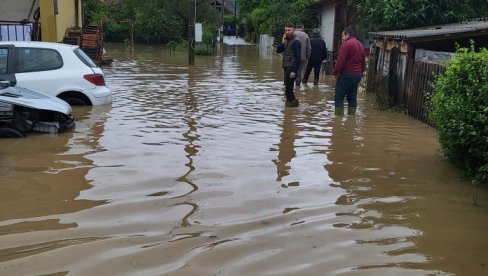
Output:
left=0, top=43, right=487, bottom=275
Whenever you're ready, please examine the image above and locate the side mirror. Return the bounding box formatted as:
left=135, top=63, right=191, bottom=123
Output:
left=0, top=79, right=17, bottom=89
left=0, top=80, right=15, bottom=89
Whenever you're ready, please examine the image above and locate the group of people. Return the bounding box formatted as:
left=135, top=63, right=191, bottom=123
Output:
left=276, top=22, right=366, bottom=115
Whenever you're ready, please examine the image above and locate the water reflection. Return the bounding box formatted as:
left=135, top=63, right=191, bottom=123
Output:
left=0, top=106, right=108, bottom=229
left=273, top=108, right=298, bottom=184
left=169, top=66, right=201, bottom=229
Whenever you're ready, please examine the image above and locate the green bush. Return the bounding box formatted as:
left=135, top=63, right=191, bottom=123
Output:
left=195, top=28, right=215, bottom=56
left=167, top=28, right=215, bottom=55
left=429, top=45, right=488, bottom=184
left=195, top=44, right=213, bottom=55
left=172, top=41, right=188, bottom=52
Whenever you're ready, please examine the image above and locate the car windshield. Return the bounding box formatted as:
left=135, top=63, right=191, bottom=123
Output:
left=74, top=48, right=97, bottom=68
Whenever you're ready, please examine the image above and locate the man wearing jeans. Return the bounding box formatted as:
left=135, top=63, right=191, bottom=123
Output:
left=276, top=22, right=301, bottom=107
left=294, top=23, right=311, bottom=87
left=333, top=26, right=366, bottom=115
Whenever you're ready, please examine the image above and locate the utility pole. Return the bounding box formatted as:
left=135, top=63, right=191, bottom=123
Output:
left=220, top=0, right=224, bottom=43
left=188, top=0, right=196, bottom=65
left=234, top=0, right=238, bottom=38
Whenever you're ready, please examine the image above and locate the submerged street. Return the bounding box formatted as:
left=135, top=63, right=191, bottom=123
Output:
left=0, top=42, right=487, bottom=275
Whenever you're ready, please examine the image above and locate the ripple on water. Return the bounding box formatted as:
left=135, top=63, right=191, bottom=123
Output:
left=0, top=44, right=485, bottom=276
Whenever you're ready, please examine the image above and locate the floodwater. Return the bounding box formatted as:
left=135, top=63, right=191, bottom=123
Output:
left=0, top=43, right=487, bottom=276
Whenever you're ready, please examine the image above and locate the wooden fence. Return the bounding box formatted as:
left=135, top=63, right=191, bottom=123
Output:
left=404, top=60, right=446, bottom=124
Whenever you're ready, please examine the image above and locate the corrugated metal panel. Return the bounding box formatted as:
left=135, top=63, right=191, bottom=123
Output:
left=370, top=19, right=488, bottom=41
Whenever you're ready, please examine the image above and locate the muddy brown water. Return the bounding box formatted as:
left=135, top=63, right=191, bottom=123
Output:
left=0, top=43, right=487, bottom=275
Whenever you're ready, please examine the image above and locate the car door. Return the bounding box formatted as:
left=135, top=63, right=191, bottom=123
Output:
left=0, top=45, right=17, bottom=84
left=13, top=46, right=65, bottom=96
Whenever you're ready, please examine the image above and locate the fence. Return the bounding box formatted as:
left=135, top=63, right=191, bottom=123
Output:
left=259, top=34, right=274, bottom=52
left=404, top=60, right=446, bottom=123
left=0, top=21, right=40, bottom=41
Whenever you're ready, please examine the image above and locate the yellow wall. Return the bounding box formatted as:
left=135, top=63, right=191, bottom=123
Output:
left=40, top=0, right=83, bottom=42
left=40, top=0, right=57, bottom=42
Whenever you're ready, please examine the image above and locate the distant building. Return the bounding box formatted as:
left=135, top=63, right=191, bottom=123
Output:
left=211, top=0, right=238, bottom=15
left=308, top=0, right=358, bottom=53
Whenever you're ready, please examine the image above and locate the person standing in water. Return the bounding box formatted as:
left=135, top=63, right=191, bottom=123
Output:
left=276, top=22, right=301, bottom=107
left=302, top=28, right=327, bottom=85
left=333, top=26, right=366, bottom=115
left=294, top=23, right=311, bottom=87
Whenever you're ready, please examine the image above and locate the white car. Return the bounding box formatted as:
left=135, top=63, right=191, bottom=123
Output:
left=0, top=41, right=111, bottom=106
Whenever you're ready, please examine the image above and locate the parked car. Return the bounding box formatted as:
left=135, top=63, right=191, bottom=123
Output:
left=0, top=41, right=111, bottom=106
left=0, top=80, right=74, bottom=138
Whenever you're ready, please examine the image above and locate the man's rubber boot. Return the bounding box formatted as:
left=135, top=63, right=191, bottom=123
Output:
left=286, top=99, right=299, bottom=107
left=313, top=78, right=319, bottom=85
left=335, top=107, right=344, bottom=115
left=347, top=107, right=356, bottom=115
left=302, top=78, right=308, bottom=84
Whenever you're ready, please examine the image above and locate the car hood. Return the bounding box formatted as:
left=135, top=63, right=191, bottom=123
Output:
left=0, top=86, right=72, bottom=115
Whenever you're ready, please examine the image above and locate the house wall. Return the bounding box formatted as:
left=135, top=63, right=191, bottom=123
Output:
left=370, top=41, right=409, bottom=106
left=39, top=0, right=56, bottom=42
left=40, top=0, right=82, bottom=42
left=319, top=3, right=335, bottom=52
left=55, top=0, right=82, bottom=41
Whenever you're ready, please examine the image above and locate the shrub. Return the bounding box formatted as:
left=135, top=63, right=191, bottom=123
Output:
left=195, top=28, right=216, bottom=56
left=172, top=41, right=188, bottom=52
left=195, top=44, right=213, bottom=55
left=429, top=45, right=488, bottom=185
left=168, top=28, right=215, bottom=55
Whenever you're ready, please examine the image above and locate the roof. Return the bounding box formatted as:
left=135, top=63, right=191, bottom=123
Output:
left=369, top=18, right=488, bottom=42
left=0, top=0, right=39, bottom=22
left=211, top=0, right=238, bottom=15
left=308, top=0, right=343, bottom=9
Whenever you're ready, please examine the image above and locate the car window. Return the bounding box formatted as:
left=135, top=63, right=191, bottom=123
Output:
left=16, top=47, right=63, bottom=73
left=0, top=48, right=8, bottom=74
left=74, top=48, right=97, bottom=68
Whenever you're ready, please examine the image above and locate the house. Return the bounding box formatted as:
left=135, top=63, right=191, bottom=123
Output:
left=367, top=18, right=488, bottom=122
left=308, top=0, right=358, bottom=53
left=0, top=0, right=82, bottom=42
left=211, top=0, right=238, bottom=15
left=211, top=0, right=239, bottom=42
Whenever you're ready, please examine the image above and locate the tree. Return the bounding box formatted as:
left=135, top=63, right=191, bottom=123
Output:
left=83, top=0, right=220, bottom=43
left=348, top=0, right=488, bottom=34
left=239, top=0, right=317, bottom=40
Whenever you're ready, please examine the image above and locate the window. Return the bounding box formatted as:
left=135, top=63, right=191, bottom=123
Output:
left=74, top=48, right=97, bottom=68
left=16, top=47, right=63, bottom=73
left=0, top=48, right=8, bottom=74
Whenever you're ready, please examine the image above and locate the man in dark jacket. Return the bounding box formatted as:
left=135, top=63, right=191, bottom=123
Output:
left=276, top=22, right=301, bottom=107
left=302, top=28, right=327, bottom=85
left=333, top=26, right=366, bottom=115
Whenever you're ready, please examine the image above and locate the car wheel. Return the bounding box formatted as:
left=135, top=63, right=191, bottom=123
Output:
left=64, top=97, right=89, bottom=106
left=0, top=127, right=25, bottom=138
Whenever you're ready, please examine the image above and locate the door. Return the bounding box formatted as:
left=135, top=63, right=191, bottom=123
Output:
left=13, top=46, right=64, bottom=96
left=0, top=45, right=16, bottom=84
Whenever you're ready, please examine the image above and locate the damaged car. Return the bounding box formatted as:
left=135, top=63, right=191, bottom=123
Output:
left=0, top=80, right=75, bottom=138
